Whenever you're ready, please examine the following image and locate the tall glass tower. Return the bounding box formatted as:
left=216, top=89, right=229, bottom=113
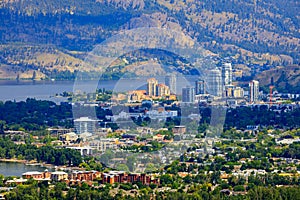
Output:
left=207, top=69, right=223, bottom=97
left=165, top=73, right=176, bottom=94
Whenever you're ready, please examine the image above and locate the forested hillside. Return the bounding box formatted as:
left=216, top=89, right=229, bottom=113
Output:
left=0, top=0, right=299, bottom=84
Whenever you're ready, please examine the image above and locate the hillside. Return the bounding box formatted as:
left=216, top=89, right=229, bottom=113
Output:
left=0, top=0, right=299, bottom=84
left=0, top=44, right=92, bottom=80
left=255, top=65, right=300, bottom=93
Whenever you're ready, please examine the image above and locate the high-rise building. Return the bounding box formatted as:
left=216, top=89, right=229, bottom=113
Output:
left=195, top=79, right=205, bottom=95
left=182, top=86, right=195, bottom=103
left=165, top=74, right=176, bottom=94
left=222, top=63, right=232, bottom=86
left=207, top=69, right=223, bottom=97
left=156, top=84, right=170, bottom=97
left=249, top=80, right=259, bottom=103
left=147, top=78, right=158, bottom=96
left=233, top=87, right=244, bottom=98
left=225, top=85, right=245, bottom=98
left=74, top=117, right=98, bottom=134
left=225, top=85, right=235, bottom=97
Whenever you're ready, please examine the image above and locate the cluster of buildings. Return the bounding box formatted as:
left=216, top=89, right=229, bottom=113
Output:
left=125, top=63, right=257, bottom=105
left=102, top=171, right=159, bottom=185
left=147, top=74, right=177, bottom=97
left=58, top=124, right=188, bottom=153
left=147, top=78, right=170, bottom=97
left=179, top=138, right=300, bottom=184
left=107, top=62, right=298, bottom=106
left=181, top=63, right=233, bottom=102
left=55, top=62, right=299, bottom=167
left=181, top=63, right=259, bottom=104
left=5, top=170, right=158, bottom=186
left=127, top=75, right=177, bottom=103
left=125, top=63, right=248, bottom=104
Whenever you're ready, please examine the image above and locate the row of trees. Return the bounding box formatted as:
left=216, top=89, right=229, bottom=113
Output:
left=0, top=137, right=82, bottom=166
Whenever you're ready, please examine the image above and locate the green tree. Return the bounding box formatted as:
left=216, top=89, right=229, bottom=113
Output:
left=116, top=164, right=130, bottom=172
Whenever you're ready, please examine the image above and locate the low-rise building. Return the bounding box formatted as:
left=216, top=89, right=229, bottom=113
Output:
left=51, top=171, right=68, bottom=181
left=69, top=170, right=101, bottom=182
left=22, top=171, right=45, bottom=179
left=89, top=138, right=118, bottom=152
left=59, top=132, right=78, bottom=142
left=5, top=178, right=28, bottom=185
left=172, top=126, right=186, bottom=134
left=101, top=171, right=158, bottom=185
left=153, top=134, right=164, bottom=141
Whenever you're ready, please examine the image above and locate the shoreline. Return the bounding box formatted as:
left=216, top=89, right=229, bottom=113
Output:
left=0, top=158, right=27, bottom=163
left=0, top=159, right=84, bottom=171
left=0, top=159, right=55, bottom=169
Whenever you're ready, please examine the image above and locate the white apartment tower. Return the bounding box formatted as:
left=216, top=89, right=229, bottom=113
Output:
left=222, top=63, right=232, bottom=86
left=249, top=80, right=259, bottom=103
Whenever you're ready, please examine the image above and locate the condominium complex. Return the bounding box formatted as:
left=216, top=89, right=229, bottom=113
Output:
left=147, top=78, right=170, bottom=97
left=147, top=78, right=158, bottom=97
left=157, top=83, right=170, bottom=97
left=249, top=80, right=259, bottom=103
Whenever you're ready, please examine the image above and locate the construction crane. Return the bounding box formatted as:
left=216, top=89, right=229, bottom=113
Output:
left=269, top=86, right=275, bottom=105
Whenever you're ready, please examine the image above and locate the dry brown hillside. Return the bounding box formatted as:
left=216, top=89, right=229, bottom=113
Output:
left=255, top=65, right=300, bottom=93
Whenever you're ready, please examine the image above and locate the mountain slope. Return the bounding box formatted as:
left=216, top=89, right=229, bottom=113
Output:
left=0, top=0, right=299, bottom=81
left=255, top=65, right=300, bottom=93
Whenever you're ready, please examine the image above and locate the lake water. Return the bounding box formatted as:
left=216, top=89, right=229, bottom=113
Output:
left=0, top=162, right=50, bottom=177
left=0, top=76, right=197, bottom=102
left=0, top=80, right=117, bottom=102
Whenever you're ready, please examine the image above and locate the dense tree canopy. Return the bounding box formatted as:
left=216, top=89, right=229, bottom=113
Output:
left=0, top=137, right=82, bottom=166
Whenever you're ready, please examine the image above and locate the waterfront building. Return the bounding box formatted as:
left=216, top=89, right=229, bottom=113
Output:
left=156, top=83, right=170, bottom=97
left=147, top=78, right=158, bottom=97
